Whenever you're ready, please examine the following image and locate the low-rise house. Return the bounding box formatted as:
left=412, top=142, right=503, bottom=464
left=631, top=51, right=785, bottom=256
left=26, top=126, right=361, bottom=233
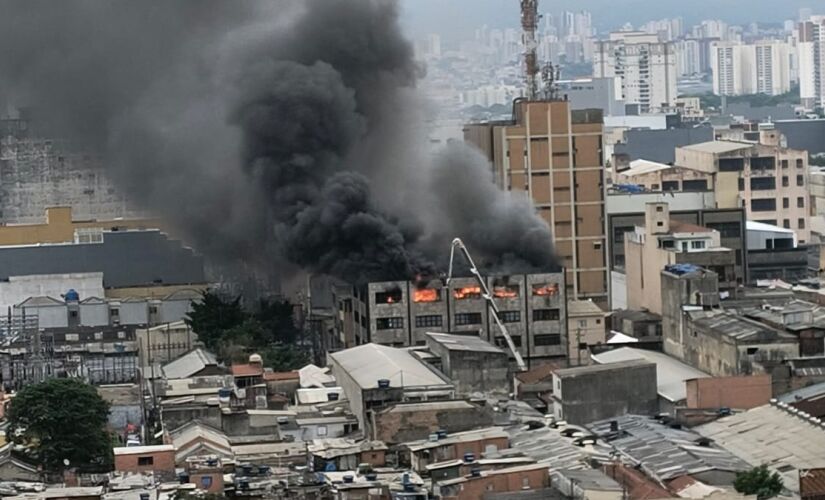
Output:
left=161, top=349, right=222, bottom=380
left=591, top=347, right=711, bottom=414
left=308, top=439, right=388, bottom=471
left=551, top=469, right=623, bottom=500
left=373, top=400, right=493, bottom=445
left=435, top=463, right=551, bottom=500
left=422, top=332, right=509, bottom=397
left=567, top=300, right=608, bottom=364
left=0, top=446, right=39, bottom=482
left=185, top=456, right=226, bottom=493
left=696, top=400, right=825, bottom=495
left=113, top=445, right=176, bottom=478
left=427, top=457, right=536, bottom=483
left=400, top=427, right=509, bottom=474
left=97, top=384, right=142, bottom=439
left=551, top=360, right=658, bottom=425
left=588, top=415, right=750, bottom=487
left=167, top=421, right=232, bottom=465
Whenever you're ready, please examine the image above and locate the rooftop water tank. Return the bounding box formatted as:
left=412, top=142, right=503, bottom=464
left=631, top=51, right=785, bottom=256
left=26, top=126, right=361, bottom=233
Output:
left=64, top=289, right=80, bottom=302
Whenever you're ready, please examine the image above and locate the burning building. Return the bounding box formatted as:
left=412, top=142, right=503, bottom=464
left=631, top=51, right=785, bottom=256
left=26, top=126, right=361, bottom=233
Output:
left=360, top=272, right=567, bottom=366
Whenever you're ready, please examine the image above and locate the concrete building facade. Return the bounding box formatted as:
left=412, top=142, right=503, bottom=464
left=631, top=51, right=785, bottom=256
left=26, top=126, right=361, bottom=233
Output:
left=464, top=100, right=607, bottom=305
left=624, top=203, right=738, bottom=315
left=711, top=41, right=792, bottom=96
left=593, top=32, right=677, bottom=113
left=566, top=300, right=607, bottom=365
left=798, top=16, right=825, bottom=110
left=366, top=272, right=567, bottom=366
left=551, top=359, right=658, bottom=424
left=675, top=137, right=811, bottom=243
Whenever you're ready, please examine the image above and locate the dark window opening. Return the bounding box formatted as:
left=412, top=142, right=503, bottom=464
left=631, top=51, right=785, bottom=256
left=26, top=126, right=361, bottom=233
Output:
left=415, top=315, right=442, bottom=328
left=719, top=158, right=744, bottom=171
left=534, top=334, right=561, bottom=346
left=751, top=157, right=775, bottom=170
left=138, top=457, right=154, bottom=466
left=750, top=177, right=775, bottom=190
left=455, top=313, right=482, bottom=326
left=375, top=290, right=402, bottom=304
left=683, top=179, right=708, bottom=191
left=376, top=317, right=404, bottom=330
left=500, top=311, right=521, bottom=323
left=751, top=199, right=776, bottom=212
left=533, top=309, right=560, bottom=321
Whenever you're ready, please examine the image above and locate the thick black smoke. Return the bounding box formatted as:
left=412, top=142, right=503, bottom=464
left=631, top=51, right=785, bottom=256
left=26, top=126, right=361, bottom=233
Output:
left=0, top=0, right=556, bottom=285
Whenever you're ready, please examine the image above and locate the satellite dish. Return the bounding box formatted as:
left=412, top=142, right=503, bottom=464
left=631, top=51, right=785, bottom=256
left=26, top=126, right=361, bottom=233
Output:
left=63, top=459, right=70, bottom=466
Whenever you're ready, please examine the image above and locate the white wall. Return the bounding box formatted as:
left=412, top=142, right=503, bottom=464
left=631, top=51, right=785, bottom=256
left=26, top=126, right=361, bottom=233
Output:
left=0, top=273, right=103, bottom=312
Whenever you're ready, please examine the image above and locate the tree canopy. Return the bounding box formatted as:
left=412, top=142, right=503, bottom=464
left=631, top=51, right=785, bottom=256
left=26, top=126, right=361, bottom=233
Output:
left=734, top=465, right=783, bottom=499
left=186, top=291, right=309, bottom=370
left=6, top=378, right=113, bottom=472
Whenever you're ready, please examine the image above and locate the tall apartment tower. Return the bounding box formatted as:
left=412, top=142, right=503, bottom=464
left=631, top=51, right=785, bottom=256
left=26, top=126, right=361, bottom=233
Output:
left=464, top=100, right=607, bottom=305
left=593, top=32, right=677, bottom=113
left=711, top=41, right=791, bottom=96
left=798, top=16, right=825, bottom=110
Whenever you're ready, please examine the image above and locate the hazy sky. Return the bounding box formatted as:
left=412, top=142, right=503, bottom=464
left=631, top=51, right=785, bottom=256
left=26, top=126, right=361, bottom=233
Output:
left=400, top=0, right=819, bottom=41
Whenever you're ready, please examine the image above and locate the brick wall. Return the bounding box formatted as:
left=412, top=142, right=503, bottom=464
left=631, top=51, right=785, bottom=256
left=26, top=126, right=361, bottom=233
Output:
left=114, top=449, right=175, bottom=475
left=685, top=374, right=772, bottom=409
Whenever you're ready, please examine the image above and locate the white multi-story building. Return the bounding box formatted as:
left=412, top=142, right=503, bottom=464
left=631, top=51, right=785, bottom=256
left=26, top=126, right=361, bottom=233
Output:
left=711, top=40, right=791, bottom=96
left=798, top=16, right=825, bottom=110
left=676, top=39, right=702, bottom=76
left=593, top=32, right=677, bottom=113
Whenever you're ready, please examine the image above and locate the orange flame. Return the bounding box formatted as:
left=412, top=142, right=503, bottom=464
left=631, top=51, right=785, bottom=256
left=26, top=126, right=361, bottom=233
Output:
left=532, top=284, right=559, bottom=296
left=453, top=286, right=482, bottom=299
left=414, top=289, right=440, bottom=303
left=493, top=286, right=519, bottom=298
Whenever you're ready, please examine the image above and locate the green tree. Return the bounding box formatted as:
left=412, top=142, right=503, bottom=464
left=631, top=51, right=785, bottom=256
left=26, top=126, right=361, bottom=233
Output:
left=185, top=291, right=246, bottom=349
left=255, top=299, right=301, bottom=344
left=260, top=344, right=312, bottom=371
left=734, top=465, right=783, bottom=499
left=6, top=378, right=113, bottom=472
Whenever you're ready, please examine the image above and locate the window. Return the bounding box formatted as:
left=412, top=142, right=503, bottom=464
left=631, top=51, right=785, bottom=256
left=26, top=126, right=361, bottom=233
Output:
left=316, top=425, right=328, bottom=437
left=651, top=184, right=659, bottom=190
left=376, top=317, right=403, bottom=330
left=138, top=456, right=154, bottom=466
left=797, top=175, right=805, bottom=186
left=500, top=311, right=521, bottom=323
left=719, top=158, right=744, bottom=171
left=751, top=157, right=775, bottom=170
left=782, top=176, right=789, bottom=187
left=750, top=177, right=775, bottom=190
left=661, top=239, right=675, bottom=249
left=495, top=335, right=522, bottom=347
left=534, top=334, right=562, bottom=346
left=532, top=284, right=559, bottom=296
left=797, top=158, right=804, bottom=168
left=798, top=197, right=805, bottom=208
left=783, top=219, right=791, bottom=229
left=662, top=180, right=679, bottom=191
left=656, top=206, right=664, bottom=212
left=74, top=227, right=104, bottom=244
left=781, top=159, right=789, bottom=169
left=683, top=179, right=708, bottom=191
left=201, top=477, right=213, bottom=489
left=375, top=290, right=402, bottom=304
left=415, top=315, right=442, bottom=328
left=783, top=197, right=790, bottom=208
left=737, top=178, right=745, bottom=191
left=799, top=218, right=806, bottom=229
left=578, top=319, right=587, bottom=328
left=593, top=241, right=602, bottom=250
left=70, top=310, right=78, bottom=318
left=533, top=309, right=560, bottom=321
left=691, top=241, right=706, bottom=249
left=704, top=222, right=740, bottom=238
left=751, top=199, right=776, bottom=212
left=148, top=306, right=158, bottom=314
left=746, top=347, right=759, bottom=355
left=455, top=313, right=482, bottom=326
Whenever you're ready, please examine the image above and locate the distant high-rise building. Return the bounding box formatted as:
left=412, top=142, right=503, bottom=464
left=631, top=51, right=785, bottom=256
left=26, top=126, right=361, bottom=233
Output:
left=711, top=41, right=791, bottom=96
left=798, top=16, right=825, bottom=110
left=593, top=32, right=677, bottom=113
left=676, top=39, right=702, bottom=76
left=463, top=101, right=607, bottom=305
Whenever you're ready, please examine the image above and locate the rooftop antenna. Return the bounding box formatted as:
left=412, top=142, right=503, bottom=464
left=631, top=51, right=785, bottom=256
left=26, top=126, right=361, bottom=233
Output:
left=541, top=61, right=561, bottom=101
left=521, top=0, right=540, bottom=100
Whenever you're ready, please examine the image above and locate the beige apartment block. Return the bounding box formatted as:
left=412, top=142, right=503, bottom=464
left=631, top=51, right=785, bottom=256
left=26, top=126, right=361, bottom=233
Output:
left=566, top=300, right=607, bottom=366
left=675, top=134, right=811, bottom=243
left=464, top=100, right=608, bottom=305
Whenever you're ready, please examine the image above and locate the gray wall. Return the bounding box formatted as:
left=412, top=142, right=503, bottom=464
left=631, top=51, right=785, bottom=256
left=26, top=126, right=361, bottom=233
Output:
left=0, top=231, right=204, bottom=288
left=557, top=78, right=625, bottom=116
left=553, top=361, right=658, bottom=425
left=614, top=127, right=714, bottom=164
left=775, top=119, right=825, bottom=155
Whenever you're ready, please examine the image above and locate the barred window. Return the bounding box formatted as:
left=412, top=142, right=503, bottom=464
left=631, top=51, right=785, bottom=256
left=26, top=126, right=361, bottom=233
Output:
left=455, top=313, right=482, bottom=326
left=533, top=309, right=560, bottom=321
left=499, top=311, right=521, bottom=323
left=376, top=317, right=403, bottom=330
left=415, top=315, right=443, bottom=328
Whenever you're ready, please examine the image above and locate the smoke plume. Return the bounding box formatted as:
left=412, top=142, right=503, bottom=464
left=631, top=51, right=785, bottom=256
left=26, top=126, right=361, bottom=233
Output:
left=0, top=0, right=556, bottom=285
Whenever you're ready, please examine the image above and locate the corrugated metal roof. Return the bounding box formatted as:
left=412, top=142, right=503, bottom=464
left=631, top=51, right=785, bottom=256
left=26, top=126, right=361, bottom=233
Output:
left=330, top=343, right=450, bottom=390
left=588, top=415, right=750, bottom=482
left=425, top=332, right=504, bottom=354
left=161, top=348, right=218, bottom=380
left=695, top=403, right=825, bottom=494
left=778, top=381, right=825, bottom=403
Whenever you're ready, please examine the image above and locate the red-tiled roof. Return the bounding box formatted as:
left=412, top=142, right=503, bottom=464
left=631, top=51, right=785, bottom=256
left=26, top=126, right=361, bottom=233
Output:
left=602, top=464, right=672, bottom=500
left=231, top=363, right=263, bottom=377
left=264, top=371, right=299, bottom=382
left=515, top=361, right=565, bottom=384
left=670, top=220, right=712, bottom=234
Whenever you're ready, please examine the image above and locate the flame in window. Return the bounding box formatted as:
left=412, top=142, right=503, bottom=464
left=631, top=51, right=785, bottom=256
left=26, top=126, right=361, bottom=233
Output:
left=413, top=289, right=440, bottom=303
left=453, top=286, right=482, bottom=299
left=493, top=286, right=519, bottom=298
left=532, top=284, right=559, bottom=296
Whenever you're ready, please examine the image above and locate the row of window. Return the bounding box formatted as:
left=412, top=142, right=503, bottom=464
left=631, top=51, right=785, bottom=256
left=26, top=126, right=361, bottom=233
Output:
left=376, top=284, right=560, bottom=304
left=490, top=334, right=561, bottom=347
left=376, top=309, right=562, bottom=330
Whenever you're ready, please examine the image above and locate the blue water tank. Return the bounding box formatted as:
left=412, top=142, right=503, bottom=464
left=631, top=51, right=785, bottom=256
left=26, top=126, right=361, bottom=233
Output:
left=64, top=289, right=80, bottom=302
